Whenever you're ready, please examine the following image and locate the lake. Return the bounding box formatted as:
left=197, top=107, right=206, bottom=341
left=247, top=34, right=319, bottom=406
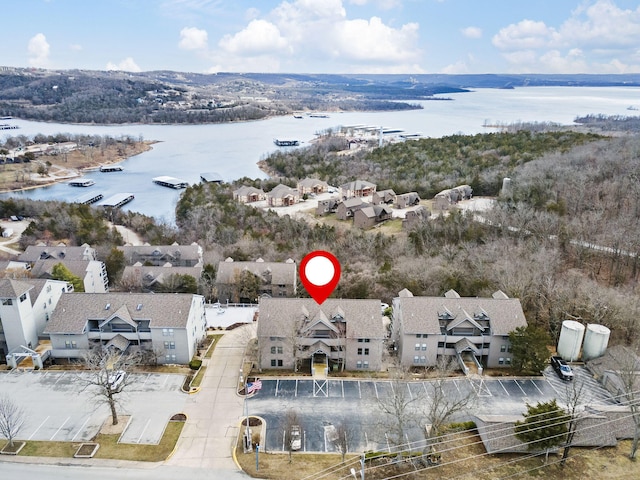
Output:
left=2, top=86, right=638, bottom=222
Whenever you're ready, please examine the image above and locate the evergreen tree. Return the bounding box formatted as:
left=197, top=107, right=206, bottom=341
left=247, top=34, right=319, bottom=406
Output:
left=51, top=262, right=84, bottom=292
left=509, top=325, right=551, bottom=374
left=515, top=399, right=568, bottom=455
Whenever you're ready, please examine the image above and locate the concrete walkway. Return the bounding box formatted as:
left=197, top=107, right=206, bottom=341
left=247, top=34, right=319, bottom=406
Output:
left=165, top=325, right=254, bottom=474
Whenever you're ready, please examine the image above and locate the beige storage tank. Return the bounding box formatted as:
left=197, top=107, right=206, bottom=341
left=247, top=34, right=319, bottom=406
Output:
left=582, top=324, right=611, bottom=361
left=557, top=320, right=585, bottom=362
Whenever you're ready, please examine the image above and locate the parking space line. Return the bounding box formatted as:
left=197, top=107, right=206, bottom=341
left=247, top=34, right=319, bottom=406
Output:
left=341, top=380, right=344, bottom=398
left=374, top=382, right=379, bottom=399
left=143, top=373, right=151, bottom=385
left=137, top=418, right=151, bottom=444
left=498, top=380, right=509, bottom=395
left=72, top=416, right=92, bottom=442
left=545, top=376, right=561, bottom=396
left=295, top=379, right=298, bottom=397
left=275, top=379, right=280, bottom=397
left=453, top=379, right=461, bottom=393
left=162, top=375, right=169, bottom=387
left=50, top=417, right=70, bottom=440
left=423, top=382, right=429, bottom=395
left=28, top=416, right=50, bottom=440
left=515, top=380, right=527, bottom=396
left=531, top=380, right=543, bottom=395
left=358, top=381, right=361, bottom=399
left=54, top=372, right=66, bottom=385
left=406, top=383, right=413, bottom=399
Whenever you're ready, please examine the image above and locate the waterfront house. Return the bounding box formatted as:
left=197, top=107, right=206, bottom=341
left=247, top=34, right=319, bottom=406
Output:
left=339, top=180, right=377, bottom=199
left=43, top=292, right=206, bottom=365
left=353, top=205, right=392, bottom=229
left=297, top=178, right=329, bottom=196
left=267, top=184, right=300, bottom=207
left=0, top=278, right=72, bottom=366
left=216, top=258, right=297, bottom=302
left=233, top=185, right=266, bottom=203
left=395, top=192, right=421, bottom=208
left=257, top=298, right=386, bottom=373
left=391, top=289, right=527, bottom=371
left=336, top=198, right=367, bottom=220
left=117, top=243, right=202, bottom=267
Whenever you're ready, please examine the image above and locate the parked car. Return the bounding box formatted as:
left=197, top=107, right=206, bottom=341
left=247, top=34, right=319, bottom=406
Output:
left=550, top=356, right=574, bottom=381
left=290, top=425, right=302, bottom=451
left=108, top=370, right=126, bottom=391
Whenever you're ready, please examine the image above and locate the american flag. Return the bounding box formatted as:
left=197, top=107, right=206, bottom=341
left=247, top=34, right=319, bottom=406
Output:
left=247, top=379, right=262, bottom=394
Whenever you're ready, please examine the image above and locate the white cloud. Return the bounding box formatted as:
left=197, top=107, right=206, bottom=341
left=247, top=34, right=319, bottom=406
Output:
left=209, top=0, right=421, bottom=72
left=492, top=0, right=640, bottom=73
left=179, top=27, right=208, bottom=50
left=461, top=26, right=482, bottom=39
left=69, top=44, right=83, bottom=52
left=441, top=60, right=469, bottom=74
left=106, top=57, right=142, bottom=72
left=218, top=19, right=288, bottom=55
left=28, top=33, right=50, bottom=68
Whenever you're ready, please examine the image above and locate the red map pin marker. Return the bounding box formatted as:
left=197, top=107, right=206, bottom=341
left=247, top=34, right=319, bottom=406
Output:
left=300, top=250, right=341, bottom=304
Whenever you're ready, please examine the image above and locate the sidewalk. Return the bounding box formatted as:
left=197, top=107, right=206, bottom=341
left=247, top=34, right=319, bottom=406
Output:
left=164, top=325, right=254, bottom=474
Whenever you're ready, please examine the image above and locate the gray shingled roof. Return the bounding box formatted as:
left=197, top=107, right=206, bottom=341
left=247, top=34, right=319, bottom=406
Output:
left=217, top=260, right=296, bottom=285
left=298, top=178, right=328, bottom=189
left=122, top=265, right=203, bottom=285
left=18, top=244, right=95, bottom=263
left=257, top=298, right=385, bottom=339
left=339, top=180, right=376, bottom=190
left=43, top=292, right=199, bottom=334
left=395, top=295, right=526, bottom=335
left=0, top=278, right=34, bottom=298
left=29, top=259, right=93, bottom=280
left=117, top=244, right=201, bottom=264
left=268, top=184, right=299, bottom=199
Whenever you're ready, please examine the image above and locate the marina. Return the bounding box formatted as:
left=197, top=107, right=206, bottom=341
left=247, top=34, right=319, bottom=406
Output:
left=152, top=176, right=189, bottom=189
left=99, top=165, right=123, bottom=172
left=68, top=179, right=96, bottom=187
left=274, top=139, right=300, bottom=146
left=100, top=193, right=135, bottom=208
left=74, top=192, right=104, bottom=205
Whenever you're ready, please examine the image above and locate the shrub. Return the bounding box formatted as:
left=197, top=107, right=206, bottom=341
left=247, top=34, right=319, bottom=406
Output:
left=189, top=359, right=202, bottom=370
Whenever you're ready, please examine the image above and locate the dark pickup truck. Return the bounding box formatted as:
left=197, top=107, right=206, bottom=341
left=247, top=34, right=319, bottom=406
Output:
left=551, top=356, right=574, bottom=381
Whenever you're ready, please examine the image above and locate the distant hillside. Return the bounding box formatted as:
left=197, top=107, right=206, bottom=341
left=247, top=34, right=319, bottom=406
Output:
left=0, top=67, right=638, bottom=124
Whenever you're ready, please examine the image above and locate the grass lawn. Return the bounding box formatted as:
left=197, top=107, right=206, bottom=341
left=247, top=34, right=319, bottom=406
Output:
left=1, top=420, right=184, bottom=462
left=235, top=434, right=640, bottom=480
left=204, top=334, right=223, bottom=359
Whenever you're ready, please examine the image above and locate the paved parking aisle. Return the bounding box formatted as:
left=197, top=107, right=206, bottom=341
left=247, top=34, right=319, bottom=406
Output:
left=0, top=370, right=187, bottom=444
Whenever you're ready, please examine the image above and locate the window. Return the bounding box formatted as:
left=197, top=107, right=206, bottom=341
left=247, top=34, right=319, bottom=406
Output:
left=163, top=328, right=174, bottom=336
left=271, top=359, right=276, bottom=367
left=364, top=348, right=369, bottom=355
left=2, top=299, right=12, bottom=306
left=437, top=342, right=445, bottom=348
left=505, top=358, right=511, bottom=365
left=164, top=341, right=176, bottom=350
left=357, top=348, right=363, bottom=355
left=363, top=361, right=369, bottom=369
left=415, top=343, right=420, bottom=351
left=500, top=345, right=506, bottom=352
left=64, top=340, right=77, bottom=349
left=420, top=356, right=426, bottom=364
left=421, top=343, right=427, bottom=351
left=271, top=359, right=283, bottom=367
left=357, top=361, right=362, bottom=369
left=498, top=358, right=504, bottom=365
left=358, top=348, right=369, bottom=356
left=165, top=354, right=176, bottom=362
left=507, top=345, right=512, bottom=353
left=414, top=356, right=420, bottom=364
left=271, top=346, right=276, bottom=354
left=416, top=334, right=422, bottom=339
left=358, top=338, right=370, bottom=343
left=19, top=293, right=27, bottom=302
left=270, top=346, right=283, bottom=354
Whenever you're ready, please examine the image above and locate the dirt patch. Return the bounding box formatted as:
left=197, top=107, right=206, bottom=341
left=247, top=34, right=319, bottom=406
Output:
left=99, top=415, right=130, bottom=436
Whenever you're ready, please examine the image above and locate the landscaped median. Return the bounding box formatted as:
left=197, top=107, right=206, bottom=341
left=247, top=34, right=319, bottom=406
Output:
left=0, top=413, right=187, bottom=462
left=181, top=333, right=223, bottom=394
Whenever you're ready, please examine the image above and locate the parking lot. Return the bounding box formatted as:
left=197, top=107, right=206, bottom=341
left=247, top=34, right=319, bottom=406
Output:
left=248, top=366, right=617, bottom=453
left=0, top=370, right=186, bottom=444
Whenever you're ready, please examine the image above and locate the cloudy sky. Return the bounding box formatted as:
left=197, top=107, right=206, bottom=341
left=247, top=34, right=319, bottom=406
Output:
left=3, top=0, right=640, bottom=74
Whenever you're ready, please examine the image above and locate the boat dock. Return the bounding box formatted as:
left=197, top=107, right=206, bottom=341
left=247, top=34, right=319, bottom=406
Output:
left=99, top=165, right=123, bottom=172
left=74, top=192, right=104, bottom=205
left=274, top=139, right=300, bottom=147
left=0, top=124, right=19, bottom=130
left=153, top=176, right=189, bottom=189
left=100, top=193, right=135, bottom=208
left=68, top=179, right=96, bottom=187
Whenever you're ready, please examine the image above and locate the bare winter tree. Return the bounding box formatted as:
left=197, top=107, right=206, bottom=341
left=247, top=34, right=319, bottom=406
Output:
left=376, top=365, right=427, bottom=457
left=282, top=409, right=302, bottom=463
left=615, top=346, right=640, bottom=459
left=79, top=346, right=142, bottom=426
left=0, top=396, right=26, bottom=448
left=424, top=357, right=477, bottom=447
left=560, top=378, right=587, bottom=465
left=330, top=416, right=356, bottom=462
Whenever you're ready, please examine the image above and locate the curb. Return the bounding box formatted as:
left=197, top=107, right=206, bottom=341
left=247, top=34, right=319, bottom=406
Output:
left=164, top=413, right=188, bottom=462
